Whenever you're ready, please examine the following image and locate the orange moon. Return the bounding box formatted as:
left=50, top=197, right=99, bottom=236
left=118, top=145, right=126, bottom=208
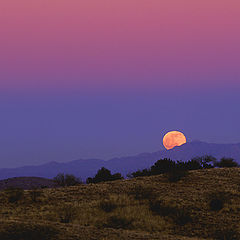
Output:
left=163, top=131, right=187, bottom=150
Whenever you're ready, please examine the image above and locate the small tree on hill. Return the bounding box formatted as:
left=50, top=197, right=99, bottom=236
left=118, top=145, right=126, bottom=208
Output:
left=191, top=155, right=217, bottom=169
left=86, top=167, right=123, bottom=184
left=53, top=173, right=82, bottom=187
left=150, top=158, right=176, bottom=175
left=215, top=158, right=238, bottom=168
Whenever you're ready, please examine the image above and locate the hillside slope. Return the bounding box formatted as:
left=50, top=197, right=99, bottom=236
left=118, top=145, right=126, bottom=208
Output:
left=0, top=168, right=239, bottom=239
left=0, top=177, right=56, bottom=190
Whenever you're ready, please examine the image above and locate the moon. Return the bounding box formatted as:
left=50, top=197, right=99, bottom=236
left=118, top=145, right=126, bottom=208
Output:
left=163, top=131, right=187, bottom=150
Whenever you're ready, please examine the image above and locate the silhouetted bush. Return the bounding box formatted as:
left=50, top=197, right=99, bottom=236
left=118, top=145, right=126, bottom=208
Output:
left=208, top=192, right=228, bottom=211
left=53, top=173, right=65, bottom=186
left=58, top=205, right=77, bottom=223
left=130, top=186, right=156, bottom=201
left=5, top=188, right=24, bottom=203
left=130, top=157, right=210, bottom=179
left=172, top=208, right=192, bottom=226
left=0, top=223, right=58, bottom=240
left=149, top=200, right=177, bottom=216
left=29, top=189, right=42, bottom=203
left=86, top=167, right=123, bottom=184
left=213, top=228, right=240, bottom=240
left=65, top=174, right=82, bottom=186
left=215, top=158, right=238, bottom=168
left=191, top=155, right=217, bottom=169
left=99, top=199, right=117, bottom=213
left=150, top=158, right=176, bottom=175
left=129, top=156, right=238, bottom=180
left=128, top=169, right=151, bottom=178
left=181, top=159, right=202, bottom=170
left=103, top=216, right=133, bottom=229
left=167, top=168, right=189, bottom=182
left=53, top=173, right=82, bottom=187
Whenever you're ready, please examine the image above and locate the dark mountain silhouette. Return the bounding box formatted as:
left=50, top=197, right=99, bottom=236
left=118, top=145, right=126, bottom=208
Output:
left=0, top=141, right=239, bottom=180
left=0, top=177, right=56, bottom=190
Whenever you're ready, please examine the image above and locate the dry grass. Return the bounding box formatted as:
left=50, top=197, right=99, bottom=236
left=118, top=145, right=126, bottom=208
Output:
left=0, top=168, right=239, bottom=239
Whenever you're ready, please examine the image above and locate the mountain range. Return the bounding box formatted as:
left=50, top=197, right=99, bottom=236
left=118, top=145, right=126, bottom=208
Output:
left=0, top=141, right=239, bottom=180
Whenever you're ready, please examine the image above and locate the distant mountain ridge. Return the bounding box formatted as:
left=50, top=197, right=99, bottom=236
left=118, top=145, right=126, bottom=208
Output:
left=0, top=141, right=239, bottom=180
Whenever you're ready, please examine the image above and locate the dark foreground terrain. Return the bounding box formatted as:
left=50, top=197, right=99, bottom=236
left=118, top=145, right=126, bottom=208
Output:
left=0, top=168, right=239, bottom=239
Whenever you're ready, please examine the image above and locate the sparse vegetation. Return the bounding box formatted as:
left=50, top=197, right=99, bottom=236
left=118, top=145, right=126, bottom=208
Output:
left=5, top=188, right=24, bottom=203
left=53, top=173, right=82, bottom=187
left=0, top=222, right=58, bottom=240
left=166, top=168, right=189, bottom=182
left=213, top=227, right=240, bottom=240
left=29, top=189, right=42, bottom=203
left=58, top=205, right=77, bottom=223
left=103, top=216, right=133, bottom=229
left=0, top=167, right=239, bottom=239
left=130, top=185, right=156, bottom=200
left=208, top=191, right=228, bottom=211
left=149, top=200, right=192, bottom=225
left=99, top=199, right=117, bottom=212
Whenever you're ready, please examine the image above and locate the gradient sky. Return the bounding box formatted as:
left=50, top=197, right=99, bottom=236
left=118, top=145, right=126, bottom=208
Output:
left=0, top=0, right=240, bottom=167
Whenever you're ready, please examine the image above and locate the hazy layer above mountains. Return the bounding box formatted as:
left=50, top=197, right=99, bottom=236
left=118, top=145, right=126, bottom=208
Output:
left=0, top=141, right=239, bottom=180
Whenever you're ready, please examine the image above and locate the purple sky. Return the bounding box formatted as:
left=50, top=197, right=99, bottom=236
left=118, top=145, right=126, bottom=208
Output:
left=0, top=88, right=239, bottom=168
left=0, top=0, right=240, bottom=167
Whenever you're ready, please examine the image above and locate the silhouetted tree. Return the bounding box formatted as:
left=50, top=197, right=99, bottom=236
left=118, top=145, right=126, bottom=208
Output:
left=86, top=167, right=123, bottom=184
left=191, top=155, right=216, bottom=169
left=127, top=169, right=151, bottom=178
left=65, top=174, right=82, bottom=186
left=53, top=173, right=65, bottom=186
left=215, top=158, right=238, bottom=168
left=150, top=158, right=176, bottom=175
left=53, top=173, right=81, bottom=187
left=177, top=159, right=202, bottom=170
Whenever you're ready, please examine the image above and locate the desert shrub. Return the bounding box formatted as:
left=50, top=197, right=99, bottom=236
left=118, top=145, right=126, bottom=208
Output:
left=5, top=188, right=24, bottom=203
left=149, top=200, right=192, bottom=225
left=166, top=168, right=189, bottom=182
left=99, top=199, right=117, bottom=213
left=65, top=174, right=82, bottom=186
left=53, top=173, right=81, bottom=187
left=210, top=198, right=224, bottom=211
left=215, top=158, right=238, bottom=168
left=171, top=208, right=192, bottom=226
left=208, top=192, right=228, bottom=211
left=54, top=173, right=65, bottom=186
left=0, top=223, right=58, bottom=240
left=103, top=216, right=133, bottom=229
left=213, top=228, right=240, bottom=240
left=58, top=205, right=77, bottom=223
left=130, top=185, right=156, bottom=201
left=29, top=189, right=42, bottom=203
left=87, top=167, right=123, bottom=184
left=149, top=200, right=177, bottom=216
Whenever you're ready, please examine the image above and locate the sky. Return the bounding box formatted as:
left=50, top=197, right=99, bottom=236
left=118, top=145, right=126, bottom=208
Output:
left=0, top=0, right=240, bottom=168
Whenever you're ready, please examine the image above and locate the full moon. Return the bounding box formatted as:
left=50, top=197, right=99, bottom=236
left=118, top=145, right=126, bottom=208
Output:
left=163, top=131, right=187, bottom=150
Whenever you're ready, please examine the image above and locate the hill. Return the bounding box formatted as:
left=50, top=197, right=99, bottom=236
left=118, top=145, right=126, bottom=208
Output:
left=0, top=177, right=56, bottom=190
left=0, top=168, right=239, bottom=239
left=0, top=141, right=240, bottom=180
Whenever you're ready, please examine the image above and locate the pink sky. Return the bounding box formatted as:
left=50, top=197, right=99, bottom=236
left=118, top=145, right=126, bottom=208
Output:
left=0, top=0, right=239, bottom=92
